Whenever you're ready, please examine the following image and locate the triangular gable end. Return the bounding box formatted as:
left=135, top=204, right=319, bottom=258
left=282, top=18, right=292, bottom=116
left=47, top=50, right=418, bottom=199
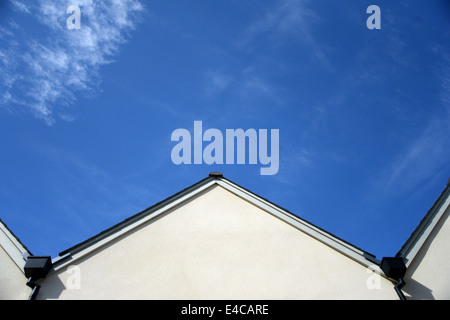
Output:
left=51, top=173, right=380, bottom=274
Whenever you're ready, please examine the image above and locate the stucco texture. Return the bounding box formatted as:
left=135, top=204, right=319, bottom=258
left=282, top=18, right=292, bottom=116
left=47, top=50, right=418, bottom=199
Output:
left=38, top=185, right=398, bottom=300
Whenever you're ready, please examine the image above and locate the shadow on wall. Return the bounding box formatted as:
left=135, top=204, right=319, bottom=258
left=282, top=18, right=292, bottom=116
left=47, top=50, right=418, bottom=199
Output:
left=36, top=261, right=81, bottom=300
left=36, top=272, right=67, bottom=300
left=402, top=278, right=434, bottom=300
left=401, top=206, right=450, bottom=300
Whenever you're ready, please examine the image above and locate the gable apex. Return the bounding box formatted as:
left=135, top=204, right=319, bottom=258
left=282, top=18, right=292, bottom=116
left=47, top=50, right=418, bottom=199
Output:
left=52, top=174, right=380, bottom=273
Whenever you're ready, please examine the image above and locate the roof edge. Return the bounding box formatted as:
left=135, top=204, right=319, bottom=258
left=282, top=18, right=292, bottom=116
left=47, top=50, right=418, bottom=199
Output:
left=396, top=179, right=450, bottom=266
left=216, top=178, right=380, bottom=267
left=52, top=173, right=381, bottom=273
left=57, top=175, right=217, bottom=259
left=0, top=219, right=32, bottom=273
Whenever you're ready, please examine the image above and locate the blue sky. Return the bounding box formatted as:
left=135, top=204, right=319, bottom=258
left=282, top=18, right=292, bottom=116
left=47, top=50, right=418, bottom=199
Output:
left=1, top=0, right=449, bottom=261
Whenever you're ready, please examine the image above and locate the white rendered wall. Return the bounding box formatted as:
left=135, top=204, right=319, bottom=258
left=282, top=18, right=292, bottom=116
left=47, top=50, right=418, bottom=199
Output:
left=403, top=205, right=450, bottom=300
left=0, top=245, right=30, bottom=300
left=38, top=185, right=398, bottom=300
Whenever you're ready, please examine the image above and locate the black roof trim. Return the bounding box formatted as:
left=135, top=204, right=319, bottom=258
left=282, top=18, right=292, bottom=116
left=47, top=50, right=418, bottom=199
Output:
left=219, top=176, right=378, bottom=261
left=396, top=179, right=450, bottom=258
left=57, top=173, right=377, bottom=262
left=0, top=218, right=33, bottom=256
left=58, top=175, right=215, bottom=257
left=209, top=171, right=223, bottom=178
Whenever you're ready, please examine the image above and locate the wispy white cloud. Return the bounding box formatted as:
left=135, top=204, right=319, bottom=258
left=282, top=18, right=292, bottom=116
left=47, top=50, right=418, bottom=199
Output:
left=204, top=71, right=233, bottom=96
left=239, top=0, right=328, bottom=66
left=27, top=143, right=161, bottom=239
left=203, top=60, right=287, bottom=110
left=0, top=0, right=144, bottom=124
left=199, top=0, right=326, bottom=111
left=439, top=53, right=450, bottom=111
left=8, top=0, right=30, bottom=13
left=376, top=48, right=450, bottom=196
left=379, top=115, right=450, bottom=196
left=241, top=66, right=272, bottom=96
left=242, top=0, right=318, bottom=39
left=62, top=162, right=158, bottom=254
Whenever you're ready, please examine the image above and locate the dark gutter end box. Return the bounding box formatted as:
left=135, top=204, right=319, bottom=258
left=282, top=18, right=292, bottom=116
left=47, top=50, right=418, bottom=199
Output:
left=380, top=257, right=407, bottom=280
left=24, top=256, right=53, bottom=280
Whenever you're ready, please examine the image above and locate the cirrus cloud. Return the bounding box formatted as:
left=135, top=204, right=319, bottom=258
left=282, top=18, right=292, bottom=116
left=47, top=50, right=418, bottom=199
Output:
left=0, top=0, right=144, bottom=124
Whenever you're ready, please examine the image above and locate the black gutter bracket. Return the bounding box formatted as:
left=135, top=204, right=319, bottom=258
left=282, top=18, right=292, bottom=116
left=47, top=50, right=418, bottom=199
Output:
left=26, top=277, right=41, bottom=300
left=380, top=257, right=408, bottom=300
left=394, top=277, right=407, bottom=301
left=23, top=256, right=53, bottom=300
